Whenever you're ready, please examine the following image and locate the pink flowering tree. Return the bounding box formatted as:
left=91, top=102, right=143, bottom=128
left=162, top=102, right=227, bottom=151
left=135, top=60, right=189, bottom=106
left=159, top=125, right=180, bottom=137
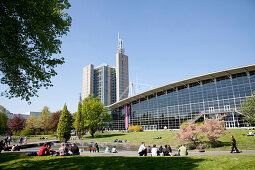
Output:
left=200, top=116, right=226, bottom=145
left=176, top=122, right=202, bottom=145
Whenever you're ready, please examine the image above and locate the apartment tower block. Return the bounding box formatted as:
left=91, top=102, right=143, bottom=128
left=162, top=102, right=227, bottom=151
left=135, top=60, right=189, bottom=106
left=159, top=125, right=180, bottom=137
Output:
left=82, top=33, right=128, bottom=105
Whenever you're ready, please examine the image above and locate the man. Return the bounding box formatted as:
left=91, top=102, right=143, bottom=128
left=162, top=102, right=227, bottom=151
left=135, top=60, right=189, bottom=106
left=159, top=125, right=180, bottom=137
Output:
left=151, top=144, right=159, bottom=156
left=94, top=143, right=99, bottom=153
left=138, top=142, right=147, bottom=156
left=71, top=143, right=80, bottom=155
left=178, top=144, right=188, bottom=156
left=38, top=143, right=50, bottom=156
left=231, top=136, right=240, bottom=153
left=162, top=145, right=170, bottom=156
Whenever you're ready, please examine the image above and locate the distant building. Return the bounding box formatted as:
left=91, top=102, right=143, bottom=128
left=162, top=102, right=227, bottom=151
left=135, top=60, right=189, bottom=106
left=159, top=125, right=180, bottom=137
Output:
left=116, top=32, right=129, bottom=102
left=19, top=111, right=41, bottom=119
left=82, top=64, right=94, bottom=99
left=109, top=64, right=255, bottom=130
left=82, top=64, right=116, bottom=106
left=82, top=33, right=129, bottom=105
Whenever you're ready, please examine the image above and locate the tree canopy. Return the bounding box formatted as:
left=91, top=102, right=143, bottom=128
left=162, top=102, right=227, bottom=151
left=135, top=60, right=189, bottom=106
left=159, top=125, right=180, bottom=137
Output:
left=0, top=105, right=8, bottom=134
left=46, top=110, right=62, bottom=133
left=7, top=114, right=25, bottom=132
left=38, top=106, right=51, bottom=133
left=82, top=94, right=111, bottom=138
left=0, top=0, right=72, bottom=101
left=57, top=104, right=71, bottom=142
left=239, top=92, right=255, bottom=126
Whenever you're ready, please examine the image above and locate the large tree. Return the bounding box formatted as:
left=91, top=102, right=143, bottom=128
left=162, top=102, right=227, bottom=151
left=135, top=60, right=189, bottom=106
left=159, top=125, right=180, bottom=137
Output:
left=239, top=92, right=255, bottom=126
left=0, top=105, right=8, bottom=134
left=25, top=114, right=38, bottom=130
left=38, top=106, right=51, bottom=134
left=0, top=0, right=72, bottom=101
left=46, top=110, right=61, bottom=133
left=57, top=104, right=71, bottom=142
left=82, top=94, right=111, bottom=138
left=74, top=101, right=82, bottom=137
left=7, top=114, right=25, bottom=133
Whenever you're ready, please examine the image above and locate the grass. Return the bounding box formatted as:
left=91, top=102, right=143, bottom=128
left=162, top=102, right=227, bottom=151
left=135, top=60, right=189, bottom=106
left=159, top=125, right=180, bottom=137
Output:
left=82, top=129, right=255, bottom=151
left=0, top=153, right=254, bottom=170
left=26, top=135, right=57, bottom=141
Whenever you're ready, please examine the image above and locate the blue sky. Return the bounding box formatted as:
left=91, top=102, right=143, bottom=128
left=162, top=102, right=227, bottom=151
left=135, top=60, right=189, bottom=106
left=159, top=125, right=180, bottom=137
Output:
left=1, top=0, right=255, bottom=114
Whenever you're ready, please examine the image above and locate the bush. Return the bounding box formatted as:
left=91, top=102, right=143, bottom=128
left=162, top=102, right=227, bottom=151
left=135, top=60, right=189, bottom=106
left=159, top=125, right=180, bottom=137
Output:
left=128, top=125, right=135, bottom=132
left=134, top=125, right=142, bottom=132
left=21, top=128, right=33, bottom=136
left=203, top=141, right=224, bottom=148
left=185, top=143, right=197, bottom=150
left=13, top=131, right=21, bottom=136
left=128, top=125, right=143, bottom=132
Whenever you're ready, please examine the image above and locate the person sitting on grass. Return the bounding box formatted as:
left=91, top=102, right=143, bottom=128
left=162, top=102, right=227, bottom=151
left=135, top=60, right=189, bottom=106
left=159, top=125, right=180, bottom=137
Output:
left=4, top=144, right=10, bottom=151
left=199, top=144, right=205, bottom=152
left=147, top=146, right=151, bottom=156
left=162, top=145, right=170, bottom=156
left=59, top=143, right=68, bottom=156
left=71, top=143, right=80, bottom=155
left=0, top=140, right=4, bottom=153
left=47, top=143, right=56, bottom=155
left=111, top=146, right=118, bottom=153
left=38, top=143, right=50, bottom=156
left=105, top=145, right=111, bottom=153
left=138, top=142, right=147, bottom=156
left=151, top=144, right=159, bottom=156
left=178, top=144, right=188, bottom=156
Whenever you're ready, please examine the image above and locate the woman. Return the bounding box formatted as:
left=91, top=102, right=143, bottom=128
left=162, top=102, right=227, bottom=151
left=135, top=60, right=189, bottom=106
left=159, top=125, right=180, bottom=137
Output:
left=105, top=145, right=111, bottom=153
left=111, top=146, right=118, bottom=153
left=59, top=143, right=67, bottom=156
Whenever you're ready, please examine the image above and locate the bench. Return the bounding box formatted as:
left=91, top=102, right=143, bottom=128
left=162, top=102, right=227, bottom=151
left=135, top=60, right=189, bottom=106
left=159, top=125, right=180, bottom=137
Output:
left=84, top=147, right=97, bottom=151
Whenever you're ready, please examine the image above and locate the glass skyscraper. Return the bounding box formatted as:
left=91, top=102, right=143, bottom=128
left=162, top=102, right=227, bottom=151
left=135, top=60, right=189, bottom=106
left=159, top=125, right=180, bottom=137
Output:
left=109, top=64, right=255, bottom=130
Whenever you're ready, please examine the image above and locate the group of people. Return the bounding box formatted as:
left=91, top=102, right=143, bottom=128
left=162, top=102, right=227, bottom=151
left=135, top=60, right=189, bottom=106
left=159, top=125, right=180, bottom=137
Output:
left=0, top=136, right=14, bottom=153
left=105, top=145, right=118, bottom=153
left=37, top=143, right=80, bottom=156
left=138, top=142, right=173, bottom=156
left=18, top=136, right=27, bottom=144
left=88, top=143, right=100, bottom=152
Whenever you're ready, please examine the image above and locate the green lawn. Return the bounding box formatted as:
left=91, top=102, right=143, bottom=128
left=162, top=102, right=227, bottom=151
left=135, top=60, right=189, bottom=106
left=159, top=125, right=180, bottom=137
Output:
left=26, top=135, right=57, bottom=141
left=0, top=153, right=254, bottom=170
left=82, top=129, right=255, bottom=151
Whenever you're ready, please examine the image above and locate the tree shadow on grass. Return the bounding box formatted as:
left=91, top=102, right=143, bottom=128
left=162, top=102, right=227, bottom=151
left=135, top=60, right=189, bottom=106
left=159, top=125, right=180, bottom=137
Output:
left=85, top=133, right=126, bottom=139
left=0, top=154, right=205, bottom=170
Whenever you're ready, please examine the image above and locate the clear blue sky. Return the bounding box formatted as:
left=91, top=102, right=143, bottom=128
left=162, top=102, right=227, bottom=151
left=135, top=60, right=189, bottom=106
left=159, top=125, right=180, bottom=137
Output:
left=1, top=0, right=255, bottom=114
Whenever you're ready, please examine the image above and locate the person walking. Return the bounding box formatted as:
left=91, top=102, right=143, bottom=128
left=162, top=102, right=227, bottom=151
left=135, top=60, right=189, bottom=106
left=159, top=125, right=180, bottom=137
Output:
left=230, top=136, right=240, bottom=153
left=94, top=143, right=99, bottom=153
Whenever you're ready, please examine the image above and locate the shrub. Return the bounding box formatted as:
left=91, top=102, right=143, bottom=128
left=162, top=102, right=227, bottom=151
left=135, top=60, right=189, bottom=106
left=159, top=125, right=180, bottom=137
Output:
left=21, top=128, right=33, bottom=136
left=128, top=125, right=142, bottom=132
left=13, top=131, right=21, bottom=136
left=128, top=125, right=135, bottom=132
left=134, top=125, right=142, bottom=132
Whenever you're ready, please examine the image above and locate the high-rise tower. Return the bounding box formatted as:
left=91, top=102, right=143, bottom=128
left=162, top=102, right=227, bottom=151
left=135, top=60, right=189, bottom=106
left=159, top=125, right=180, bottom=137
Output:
left=116, top=33, right=129, bottom=101
left=82, top=64, right=94, bottom=100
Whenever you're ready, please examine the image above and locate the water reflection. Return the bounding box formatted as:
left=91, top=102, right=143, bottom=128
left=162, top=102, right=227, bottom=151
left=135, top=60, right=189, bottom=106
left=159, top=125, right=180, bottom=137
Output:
left=21, top=141, right=139, bottom=152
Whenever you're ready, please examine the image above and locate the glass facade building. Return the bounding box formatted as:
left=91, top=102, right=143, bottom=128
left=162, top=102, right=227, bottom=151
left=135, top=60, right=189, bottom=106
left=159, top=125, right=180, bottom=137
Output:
left=109, top=65, right=255, bottom=130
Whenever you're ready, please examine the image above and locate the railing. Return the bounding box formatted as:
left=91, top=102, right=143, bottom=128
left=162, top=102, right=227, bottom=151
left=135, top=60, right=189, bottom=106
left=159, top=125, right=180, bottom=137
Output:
left=188, top=108, right=241, bottom=123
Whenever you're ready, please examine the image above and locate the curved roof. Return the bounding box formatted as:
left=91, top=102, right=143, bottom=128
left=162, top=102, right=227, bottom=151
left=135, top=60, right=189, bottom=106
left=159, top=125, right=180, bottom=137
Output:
left=108, top=64, right=255, bottom=109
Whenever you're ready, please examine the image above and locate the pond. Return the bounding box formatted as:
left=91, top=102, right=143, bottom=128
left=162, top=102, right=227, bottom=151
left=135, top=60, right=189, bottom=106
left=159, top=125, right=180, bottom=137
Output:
left=21, top=141, right=140, bottom=152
